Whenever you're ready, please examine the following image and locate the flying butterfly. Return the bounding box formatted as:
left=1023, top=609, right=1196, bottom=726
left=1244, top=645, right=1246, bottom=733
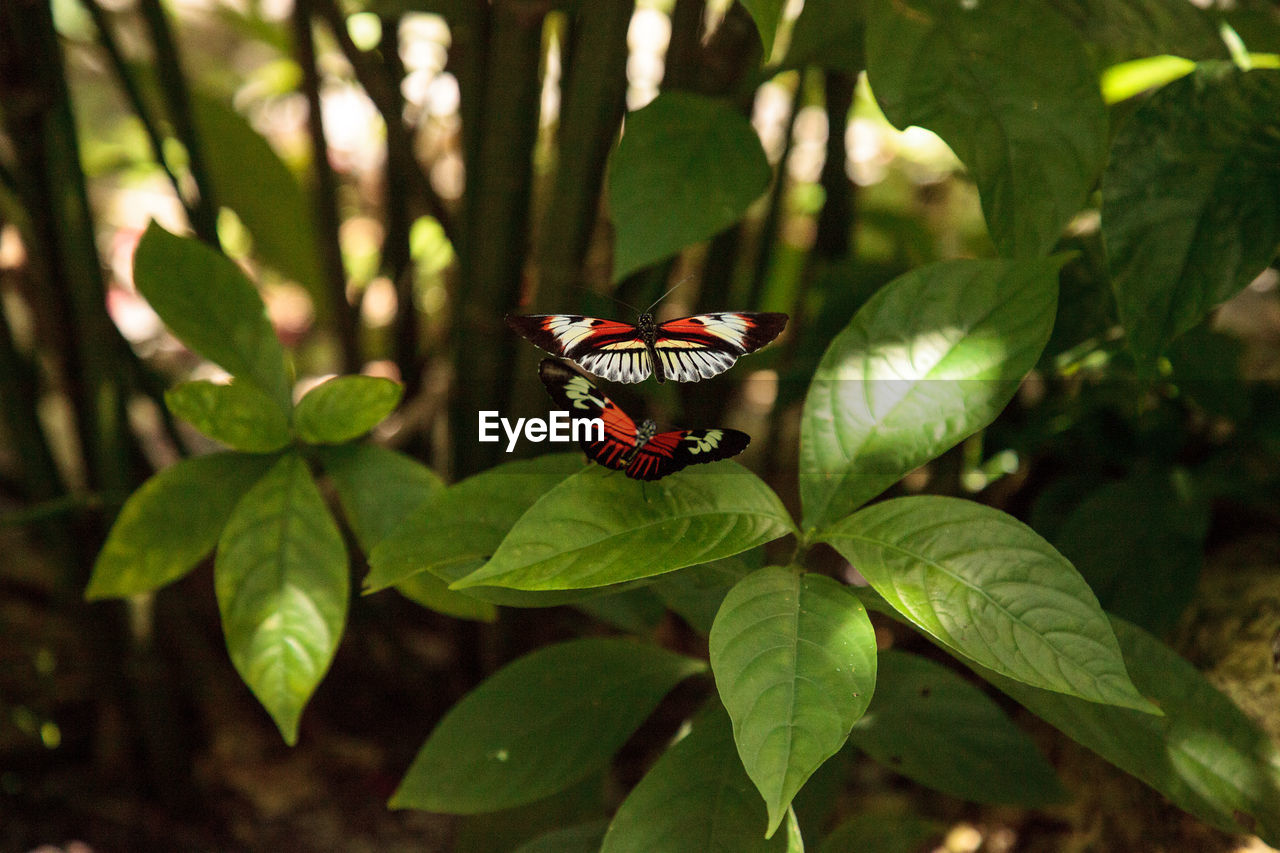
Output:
left=507, top=309, right=787, bottom=384
left=539, top=359, right=750, bottom=480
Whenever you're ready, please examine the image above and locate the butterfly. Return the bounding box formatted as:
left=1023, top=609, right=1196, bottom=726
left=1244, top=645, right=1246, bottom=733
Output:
left=507, top=310, right=787, bottom=384
left=539, top=358, right=750, bottom=480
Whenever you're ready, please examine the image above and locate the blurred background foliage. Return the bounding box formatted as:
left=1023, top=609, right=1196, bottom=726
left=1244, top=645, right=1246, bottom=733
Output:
left=2, top=0, right=1280, bottom=848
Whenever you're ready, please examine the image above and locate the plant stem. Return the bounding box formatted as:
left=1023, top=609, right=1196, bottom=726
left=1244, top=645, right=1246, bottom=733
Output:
left=292, top=0, right=361, bottom=375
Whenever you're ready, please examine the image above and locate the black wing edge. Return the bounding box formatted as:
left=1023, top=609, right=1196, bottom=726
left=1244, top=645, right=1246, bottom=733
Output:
left=506, top=314, right=567, bottom=356
left=740, top=312, right=789, bottom=354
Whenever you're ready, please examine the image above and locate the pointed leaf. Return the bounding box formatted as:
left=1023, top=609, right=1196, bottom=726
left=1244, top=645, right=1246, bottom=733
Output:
left=983, top=617, right=1280, bottom=844
left=1103, top=64, right=1280, bottom=370
left=608, top=92, right=771, bottom=281
left=294, top=376, right=404, bottom=445
left=819, top=496, right=1159, bottom=713
left=799, top=258, right=1059, bottom=533
left=215, top=453, right=348, bottom=744
left=739, top=0, right=785, bottom=57
left=395, top=571, right=498, bottom=622
left=601, top=705, right=799, bottom=853
left=165, top=380, right=291, bottom=452
left=133, top=222, right=291, bottom=408
left=318, top=443, right=443, bottom=553
left=454, top=462, right=796, bottom=592
left=848, top=650, right=1065, bottom=805
left=866, top=0, right=1108, bottom=256
left=390, top=638, right=705, bottom=813
left=514, top=820, right=610, bottom=853
left=87, top=453, right=274, bottom=599
left=710, top=567, right=878, bottom=835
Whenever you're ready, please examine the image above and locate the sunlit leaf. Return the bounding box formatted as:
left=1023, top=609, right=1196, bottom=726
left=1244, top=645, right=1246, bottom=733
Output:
left=710, top=567, right=877, bottom=835
left=453, top=463, right=795, bottom=591
left=390, top=638, right=704, bottom=813
left=215, top=453, right=348, bottom=744
left=294, top=376, right=403, bottom=445
left=87, top=453, right=274, bottom=599
left=819, top=496, right=1159, bottom=714
left=799, top=258, right=1059, bottom=533
left=165, top=380, right=290, bottom=452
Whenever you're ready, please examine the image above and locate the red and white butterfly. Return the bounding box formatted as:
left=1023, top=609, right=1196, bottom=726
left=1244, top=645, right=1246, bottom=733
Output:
left=508, top=310, right=787, bottom=384
left=539, top=359, right=750, bottom=480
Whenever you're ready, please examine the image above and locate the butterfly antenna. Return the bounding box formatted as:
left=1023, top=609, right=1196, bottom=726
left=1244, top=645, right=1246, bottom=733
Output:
left=645, top=277, right=691, bottom=314
left=570, top=283, right=643, bottom=314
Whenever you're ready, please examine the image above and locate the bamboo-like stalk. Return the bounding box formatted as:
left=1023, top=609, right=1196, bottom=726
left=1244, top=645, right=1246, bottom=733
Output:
left=292, top=0, right=361, bottom=375
left=814, top=71, right=855, bottom=261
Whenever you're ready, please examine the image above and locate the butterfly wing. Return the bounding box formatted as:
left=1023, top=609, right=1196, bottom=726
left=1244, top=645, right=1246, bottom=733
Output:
left=538, top=359, right=637, bottom=471
left=624, top=428, right=751, bottom=481
left=653, top=312, right=788, bottom=382
left=509, top=314, right=652, bottom=383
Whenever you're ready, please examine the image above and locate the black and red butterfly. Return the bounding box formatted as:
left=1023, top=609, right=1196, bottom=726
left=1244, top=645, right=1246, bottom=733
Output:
left=539, top=359, right=750, bottom=480
left=508, top=310, right=787, bottom=384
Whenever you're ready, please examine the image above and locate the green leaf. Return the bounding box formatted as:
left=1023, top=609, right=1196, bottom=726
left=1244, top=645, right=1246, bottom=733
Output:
left=191, top=94, right=325, bottom=306
left=1054, top=469, right=1209, bottom=635
left=739, top=0, right=785, bottom=57
left=608, top=92, right=771, bottom=281
left=817, top=812, right=944, bottom=853
left=165, top=380, right=291, bottom=452
left=1050, top=0, right=1224, bottom=67
left=574, top=587, right=668, bottom=633
left=294, top=376, right=404, bottom=445
left=799, top=258, right=1059, bottom=533
left=710, top=567, right=878, bottom=835
left=453, top=462, right=795, bottom=591
left=215, top=453, right=348, bottom=744
left=87, top=453, right=274, bottom=599
left=785, top=0, right=865, bottom=73
left=513, top=820, right=609, bottom=853
left=654, top=554, right=760, bottom=635
left=364, top=454, right=585, bottom=602
left=394, top=571, right=498, bottom=622
left=318, top=443, right=443, bottom=553
left=601, top=704, right=799, bottom=853
left=390, top=638, right=705, bottom=813
left=133, top=222, right=291, bottom=409
left=848, top=650, right=1065, bottom=805
left=819, top=496, right=1159, bottom=714
left=866, top=0, right=1108, bottom=257
left=984, top=617, right=1280, bottom=843
left=1103, top=64, right=1280, bottom=370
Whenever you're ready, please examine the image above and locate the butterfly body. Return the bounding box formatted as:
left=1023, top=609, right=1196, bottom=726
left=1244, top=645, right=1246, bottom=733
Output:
left=539, top=359, right=749, bottom=480
left=508, top=311, right=787, bottom=384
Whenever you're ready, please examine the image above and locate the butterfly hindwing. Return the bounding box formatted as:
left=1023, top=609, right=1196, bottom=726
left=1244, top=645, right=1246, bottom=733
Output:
left=538, top=359, right=635, bottom=471
left=624, top=427, right=752, bottom=480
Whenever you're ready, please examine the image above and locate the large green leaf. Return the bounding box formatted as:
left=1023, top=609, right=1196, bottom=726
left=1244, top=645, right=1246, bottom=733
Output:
left=985, top=617, right=1280, bottom=844
left=318, top=443, right=443, bottom=552
left=133, top=222, right=291, bottom=409
left=191, top=94, right=325, bottom=306
left=1049, top=0, right=1224, bottom=66
left=798, top=258, right=1059, bottom=533
left=215, top=453, right=348, bottom=744
left=1103, top=64, right=1280, bottom=370
left=390, top=638, right=705, bottom=813
left=710, top=567, right=877, bottom=835
left=654, top=554, right=760, bottom=635
left=513, top=820, right=610, bottom=853
left=601, top=704, right=800, bottom=853
left=817, top=812, right=944, bottom=853
left=364, top=454, right=586, bottom=605
left=165, top=380, right=290, bottom=452
left=848, top=650, right=1064, bottom=805
left=819, top=496, right=1158, bottom=714
left=608, top=92, right=771, bottom=281
left=453, top=462, right=795, bottom=591
left=394, top=571, right=498, bottom=622
left=294, top=376, right=403, bottom=445
left=87, top=453, right=274, bottom=599
left=866, top=0, right=1108, bottom=257
left=1054, top=468, right=1209, bottom=635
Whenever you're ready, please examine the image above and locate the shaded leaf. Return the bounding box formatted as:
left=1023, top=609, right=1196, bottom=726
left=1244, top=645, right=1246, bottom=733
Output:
left=318, top=443, right=443, bottom=553
left=133, top=222, right=291, bottom=408
left=786, top=0, right=864, bottom=73
left=1103, top=64, right=1280, bottom=370
left=294, top=376, right=403, bottom=445
left=848, top=650, right=1065, bottom=805
left=740, top=0, right=785, bottom=57
left=87, top=453, right=274, bottom=599
left=866, top=0, right=1108, bottom=256
left=710, top=567, right=877, bottom=835
left=395, top=571, right=497, bottom=623
left=817, top=812, right=944, bottom=853
left=984, top=617, right=1280, bottom=844
left=390, top=638, right=704, bottom=813
left=654, top=553, right=760, bottom=635
left=513, top=819, right=610, bottom=853
left=215, top=453, right=348, bottom=744
left=609, top=92, right=771, bottom=281
left=1050, top=0, right=1224, bottom=66
left=453, top=462, right=795, bottom=591
left=574, top=587, right=668, bottom=633
left=819, top=496, right=1158, bottom=713
left=799, top=258, right=1059, bottom=533
left=165, top=380, right=290, bottom=452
